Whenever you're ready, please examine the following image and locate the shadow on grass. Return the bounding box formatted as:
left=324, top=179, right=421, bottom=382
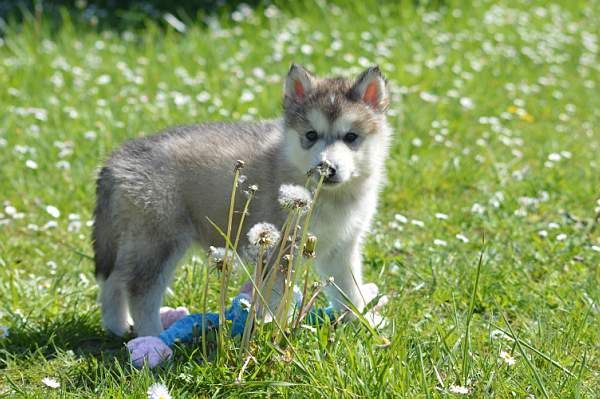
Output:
left=0, top=0, right=263, bottom=32
left=0, top=0, right=447, bottom=33
left=0, top=310, right=127, bottom=365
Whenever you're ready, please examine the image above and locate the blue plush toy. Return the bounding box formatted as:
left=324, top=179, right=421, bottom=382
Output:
left=127, top=290, right=337, bottom=368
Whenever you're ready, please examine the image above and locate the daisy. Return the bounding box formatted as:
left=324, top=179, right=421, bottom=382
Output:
left=147, top=383, right=171, bottom=399
left=499, top=350, right=516, bottom=366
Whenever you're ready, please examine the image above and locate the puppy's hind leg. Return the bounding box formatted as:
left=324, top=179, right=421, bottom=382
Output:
left=98, top=272, right=131, bottom=337
left=124, top=237, right=189, bottom=337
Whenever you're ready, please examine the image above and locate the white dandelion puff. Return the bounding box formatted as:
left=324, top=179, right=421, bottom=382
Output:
left=147, top=383, right=172, bottom=399
left=278, top=184, right=312, bottom=211
left=208, top=246, right=230, bottom=269
left=41, top=377, right=60, bottom=389
left=247, top=223, right=281, bottom=247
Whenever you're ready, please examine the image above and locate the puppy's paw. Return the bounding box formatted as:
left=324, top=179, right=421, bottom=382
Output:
left=360, top=283, right=379, bottom=305
left=160, top=306, right=190, bottom=329
left=127, top=336, right=172, bottom=368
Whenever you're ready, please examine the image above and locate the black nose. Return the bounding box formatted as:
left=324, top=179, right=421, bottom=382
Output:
left=317, top=161, right=336, bottom=178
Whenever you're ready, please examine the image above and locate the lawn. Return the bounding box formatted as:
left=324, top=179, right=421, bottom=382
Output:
left=1, top=0, right=599, bottom=397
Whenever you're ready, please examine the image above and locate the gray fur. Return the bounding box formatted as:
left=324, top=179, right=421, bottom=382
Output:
left=93, top=65, right=391, bottom=336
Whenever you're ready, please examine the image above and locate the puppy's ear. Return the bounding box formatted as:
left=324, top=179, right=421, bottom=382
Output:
left=351, top=66, right=389, bottom=112
left=284, top=64, right=315, bottom=104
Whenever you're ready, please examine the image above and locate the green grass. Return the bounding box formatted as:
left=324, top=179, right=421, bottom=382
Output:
left=1, top=0, right=599, bottom=397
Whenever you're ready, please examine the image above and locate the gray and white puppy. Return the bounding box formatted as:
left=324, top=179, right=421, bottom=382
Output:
left=93, top=64, right=391, bottom=337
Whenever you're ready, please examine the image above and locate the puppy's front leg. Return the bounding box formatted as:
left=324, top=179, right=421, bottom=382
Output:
left=315, top=239, right=367, bottom=315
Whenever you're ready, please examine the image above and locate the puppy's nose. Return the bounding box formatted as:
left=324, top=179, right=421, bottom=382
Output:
left=317, top=161, right=336, bottom=178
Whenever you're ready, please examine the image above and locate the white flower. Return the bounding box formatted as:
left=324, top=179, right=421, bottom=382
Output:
left=538, top=230, right=548, bottom=238
left=278, top=184, right=312, bottom=211
left=147, top=383, right=171, bottom=399
left=25, top=159, right=38, bottom=169
left=240, top=90, right=255, bottom=102
left=448, top=384, right=469, bottom=395
left=548, top=222, right=560, bottom=229
left=435, top=212, right=449, bottom=220
left=556, top=233, right=567, bottom=241
left=591, top=245, right=600, bottom=253
left=394, top=213, right=408, bottom=223
left=548, top=152, right=561, bottom=162
left=4, top=206, right=16, bottom=216
left=42, top=377, right=60, bottom=389
left=301, top=324, right=317, bottom=333
left=499, top=350, right=516, bottom=366
left=460, top=97, right=474, bottom=109
left=46, top=205, right=60, bottom=218
left=434, top=239, right=447, bottom=247
left=411, top=219, right=425, bottom=227
left=96, top=74, right=111, bottom=85
left=456, top=234, right=469, bottom=243
left=0, top=325, right=9, bottom=338
left=247, top=223, right=280, bottom=247
left=84, top=130, right=97, bottom=140
left=471, top=203, right=485, bottom=214
left=300, top=44, right=313, bottom=55
left=420, top=91, right=439, bottom=103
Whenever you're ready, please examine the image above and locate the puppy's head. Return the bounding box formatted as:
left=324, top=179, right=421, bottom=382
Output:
left=282, top=64, right=390, bottom=188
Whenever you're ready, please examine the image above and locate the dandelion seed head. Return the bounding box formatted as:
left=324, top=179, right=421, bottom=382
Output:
left=247, top=223, right=280, bottom=247
left=208, top=246, right=227, bottom=268
left=278, top=184, right=312, bottom=211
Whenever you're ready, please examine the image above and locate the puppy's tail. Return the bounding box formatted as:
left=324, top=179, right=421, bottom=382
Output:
left=93, top=166, right=117, bottom=281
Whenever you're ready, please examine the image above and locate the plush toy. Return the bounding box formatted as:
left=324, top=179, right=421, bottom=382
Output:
left=127, top=283, right=387, bottom=368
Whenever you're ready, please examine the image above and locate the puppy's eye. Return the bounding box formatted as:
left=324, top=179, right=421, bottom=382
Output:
left=305, top=131, right=318, bottom=142
left=343, top=132, right=359, bottom=143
